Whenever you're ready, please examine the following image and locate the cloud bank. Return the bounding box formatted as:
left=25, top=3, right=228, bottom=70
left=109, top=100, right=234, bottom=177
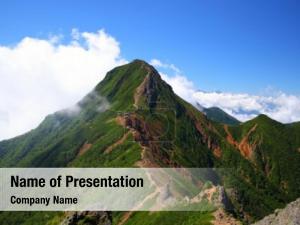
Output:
left=152, top=59, right=300, bottom=124
left=192, top=90, right=300, bottom=123
left=0, top=29, right=126, bottom=140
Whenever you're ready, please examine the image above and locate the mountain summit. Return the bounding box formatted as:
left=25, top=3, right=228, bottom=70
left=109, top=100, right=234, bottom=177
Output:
left=0, top=60, right=300, bottom=224
left=94, top=59, right=175, bottom=110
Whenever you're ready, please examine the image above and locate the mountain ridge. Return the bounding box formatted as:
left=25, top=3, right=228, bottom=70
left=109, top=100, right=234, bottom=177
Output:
left=0, top=59, right=300, bottom=224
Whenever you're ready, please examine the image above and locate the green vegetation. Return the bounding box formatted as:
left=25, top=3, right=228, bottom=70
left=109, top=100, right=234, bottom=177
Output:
left=203, top=107, right=240, bottom=125
left=0, top=212, right=64, bottom=225
left=0, top=60, right=299, bottom=224
left=113, top=211, right=214, bottom=225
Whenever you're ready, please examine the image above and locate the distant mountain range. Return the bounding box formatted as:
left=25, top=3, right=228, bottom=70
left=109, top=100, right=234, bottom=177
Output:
left=195, top=103, right=240, bottom=125
left=0, top=60, right=299, bottom=225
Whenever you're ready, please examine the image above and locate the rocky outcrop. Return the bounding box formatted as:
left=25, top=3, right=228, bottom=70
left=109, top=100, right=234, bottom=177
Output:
left=134, top=61, right=172, bottom=109
left=116, top=113, right=176, bottom=167
left=252, top=198, right=300, bottom=225
left=191, top=185, right=241, bottom=225
left=213, top=208, right=242, bottom=225
left=60, top=211, right=112, bottom=225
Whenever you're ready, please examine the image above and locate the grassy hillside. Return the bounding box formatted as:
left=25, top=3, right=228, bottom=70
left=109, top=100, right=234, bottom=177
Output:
left=203, top=107, right=240, bottom=125
left=0, top=60, right=299, bottom=224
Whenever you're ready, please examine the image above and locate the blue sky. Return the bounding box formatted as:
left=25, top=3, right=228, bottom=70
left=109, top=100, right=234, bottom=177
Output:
left=1, top=0, right=299, bottom=94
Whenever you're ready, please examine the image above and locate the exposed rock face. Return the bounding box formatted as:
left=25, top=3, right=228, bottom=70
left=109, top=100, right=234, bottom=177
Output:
left=134, top=61, right=172, bottom=109
left=60, top=211, right=112, bottom=225
left=224, top=124, right=260, bottom=160
left=252, top=198, right=300, bottom=225
left=213, top=208, right=242, bottom=225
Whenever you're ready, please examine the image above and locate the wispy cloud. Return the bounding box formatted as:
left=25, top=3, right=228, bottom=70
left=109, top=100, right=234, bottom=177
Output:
left=0, top=29, right=126, bottom=140
left=62, top=90, right=110, bottom=117
left=150, top=59, right=181, bottom=74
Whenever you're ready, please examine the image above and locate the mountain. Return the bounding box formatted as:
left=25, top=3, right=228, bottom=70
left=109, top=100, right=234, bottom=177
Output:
left=196, top=103, right=240, bottom=125
left=204, top=107, right=240, bottom=125
left=0, top=59, right=300, bottom=225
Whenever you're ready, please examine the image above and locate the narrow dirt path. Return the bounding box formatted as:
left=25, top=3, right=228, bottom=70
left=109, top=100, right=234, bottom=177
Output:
left=104, top=131, right=130, bottom=154
left=77, top=142, right=92, bottom=157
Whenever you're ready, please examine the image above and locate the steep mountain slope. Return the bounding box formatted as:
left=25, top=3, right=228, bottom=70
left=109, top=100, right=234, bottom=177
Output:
left=0, top=59, right=215, bottom=168
left=0, top=60, right=299, bottom=225
left=203, top=106, right=240, bottom=125
left=221, top=115, right=300, bottom=199
left=215, top=115, right=300, bottom=222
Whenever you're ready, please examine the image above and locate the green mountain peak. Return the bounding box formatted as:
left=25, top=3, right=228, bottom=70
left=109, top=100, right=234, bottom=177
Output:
left=253, top=114, right=277, bottom=122
left=94, top=59, right=174, bottom=110
left=1, top=61, right=300, bottom=224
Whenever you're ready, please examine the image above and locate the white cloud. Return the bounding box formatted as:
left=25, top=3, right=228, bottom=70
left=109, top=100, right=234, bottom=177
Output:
left=150, top=58, right=181, bottom=74
left=156, top=61, right=300, bottom=124
left=160, top=73, right=196, bottom=103
left=192, top=91, right=300, bottom=123
left=0, top=29, right=126, bottom=140
left=0, top=38, right=299, bottom=142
